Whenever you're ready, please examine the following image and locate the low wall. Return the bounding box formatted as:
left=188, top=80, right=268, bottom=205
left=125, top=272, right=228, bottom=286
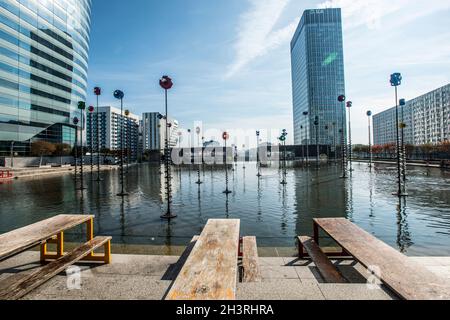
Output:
left=0, top=156, right=75, bottom=168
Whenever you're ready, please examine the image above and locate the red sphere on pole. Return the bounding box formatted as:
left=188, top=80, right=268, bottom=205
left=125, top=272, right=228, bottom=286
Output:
left=159, top=76, right=173, bottom=90
left=88, top=106, right=95, bottom=113
left=222, top=132, right=229, bottom=141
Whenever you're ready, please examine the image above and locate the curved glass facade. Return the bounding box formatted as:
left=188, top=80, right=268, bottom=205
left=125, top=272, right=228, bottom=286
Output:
left=291, top=8, right=346, bottom=146
left=0, top=0, right=92, bottom=154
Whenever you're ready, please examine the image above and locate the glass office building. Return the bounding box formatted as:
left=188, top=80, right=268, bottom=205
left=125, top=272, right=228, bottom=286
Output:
left=0, top=0, right=92, bottom=155
left=291, top=8, right=346, bottom=146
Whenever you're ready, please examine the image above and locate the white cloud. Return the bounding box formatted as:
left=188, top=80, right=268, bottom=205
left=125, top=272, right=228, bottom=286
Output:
left=318, top=0, right=450, bottom=30
left=318, top=0, right=407, bottom=30
left=226, top=0, right=299, bottom=78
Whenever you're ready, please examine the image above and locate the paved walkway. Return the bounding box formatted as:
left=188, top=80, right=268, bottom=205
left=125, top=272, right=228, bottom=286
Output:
left=1, top=252, right=450, bottom=300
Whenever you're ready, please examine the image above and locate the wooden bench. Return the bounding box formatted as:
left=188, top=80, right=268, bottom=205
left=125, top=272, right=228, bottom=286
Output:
left=0, top=215, right=112, bottom=300
left=0, top=236, right=111, bottom=300
left=297, top=236, right=347, bottom=284
left=165, top=219, right=240, bottom=300
left=241, top=236, right=261, bottom=283
left=0, top=214, right=110, bottom=264
left=314, top=218, right=450, bottom=300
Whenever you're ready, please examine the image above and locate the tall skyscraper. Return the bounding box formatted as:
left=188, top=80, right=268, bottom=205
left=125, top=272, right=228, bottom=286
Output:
left=291, top=8, right=346, bottom=146
left=0, top=0, right=92, bottom=155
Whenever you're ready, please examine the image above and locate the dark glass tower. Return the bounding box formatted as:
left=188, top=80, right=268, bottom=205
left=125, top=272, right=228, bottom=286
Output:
left=0, top=0, right=92, bottom=155
left=291, top=8, right=346, bottom=146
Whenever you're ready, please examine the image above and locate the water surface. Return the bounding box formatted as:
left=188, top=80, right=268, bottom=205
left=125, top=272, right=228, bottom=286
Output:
left=1, top=162, right=449, bottom=256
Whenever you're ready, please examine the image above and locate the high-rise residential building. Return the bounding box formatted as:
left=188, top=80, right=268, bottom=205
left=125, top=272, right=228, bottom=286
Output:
left=142, top=112, right=179, bottom=152
left=0, top=0, right=92, bottom=155
left=291, top=8, right=346, bottom=146
left=373, top=84, right=450, bottom=146
left=86, top=106, right=139, bottom=160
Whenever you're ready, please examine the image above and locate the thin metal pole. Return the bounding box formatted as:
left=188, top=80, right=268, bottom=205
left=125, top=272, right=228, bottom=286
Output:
left=79, top=110, right=85, bottom=190
left=305, top=123, right=309, bottom=165
left=316, top=122, right=320, bottom=168
left=90, top=111, right=93, bottom=174
left=368, top=115, right=373, bottom=169
left=118, top=98, right=126, bottom=196
left=224, top=139, right=231, bottom=194
left=74, top=126, right=78, bottom=184
left=301, top=127, right=305, bottom=165
left=283, top=140, right=287, bottom=183
left=161, top=89, right=175, bottom=218
left=348, top=107, right=353, bottom=172
left=256, top=134, right=261, bottom=177
left=96, top=95, right=101, bottom=181
left=196, top=133, right=202, bottom=184
left=400, top=102, right=407, bottom=187
left=334, top=123, right=338, bottom=164
left=341, top=103, right=348, bottom=179
left=394, top=87, right=403, bottom=197
left=127, top=115, right=131, bottom=173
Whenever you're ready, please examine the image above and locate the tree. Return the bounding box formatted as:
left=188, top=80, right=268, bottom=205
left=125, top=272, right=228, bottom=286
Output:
left=54, top=143, right=72, bottom=166
left=31, top=141, right=56, bottom=167
left=438, top=141, right=450, bottom=156
left=382, top=143, right=396, bottom=156
left=372, top=145, right=383, bottom=155
left=405, top=144, right=415, bottom=158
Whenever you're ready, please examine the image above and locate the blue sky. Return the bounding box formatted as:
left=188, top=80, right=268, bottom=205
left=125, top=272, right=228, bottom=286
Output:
left=87, top=0, right=450, bottom=146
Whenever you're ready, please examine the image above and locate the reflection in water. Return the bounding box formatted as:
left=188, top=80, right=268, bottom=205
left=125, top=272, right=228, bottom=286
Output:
left=120, top=198, right=125, bottom=240
left=257, top=178, right=262, bottom=222
left=1, top=164, right=450, bottom=255
left=396, top=198, right=413, bottom=253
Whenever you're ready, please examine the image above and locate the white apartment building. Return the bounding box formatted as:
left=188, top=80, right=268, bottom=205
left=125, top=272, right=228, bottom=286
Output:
left=373, top=84, right=450, bottom=146
left=142, top=112, right=179, bottom=152
left=87, top=106, right=139, bottom=159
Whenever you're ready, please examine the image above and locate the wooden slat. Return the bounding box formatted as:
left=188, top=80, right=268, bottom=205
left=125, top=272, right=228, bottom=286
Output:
left=298, top=236, right=347, bottom=284
left=166, top=219, right=240, bottom=300
left=164, top=236, right=200, bottom=281
left=0, top=236, right=111, bottom=301
left=0, top=215, right=94, bottom=261
left=242, top=236, right=261, bottom=283
left=315, top=218, right=450, bottom=300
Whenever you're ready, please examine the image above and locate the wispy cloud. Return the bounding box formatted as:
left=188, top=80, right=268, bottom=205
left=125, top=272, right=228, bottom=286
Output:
left=318, top=0, right=406, bottom=30
left=226, top=0, right=299, bottom=78
left=318, top=0, right=450, bottom=30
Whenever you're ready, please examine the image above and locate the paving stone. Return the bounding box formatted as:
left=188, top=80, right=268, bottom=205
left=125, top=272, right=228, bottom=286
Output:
left=424, top=266, right=450, bottom=279
left=238, top=281, right=325, bottom=300
left=294, top=266, right=324, bottom=282
left=318, top=284, right=397, bottom=300
left=259, top=257, right=286, bottom=267
left=260, top=265, right=299, bottom=280
left=25, top=274, right=171, bottom=300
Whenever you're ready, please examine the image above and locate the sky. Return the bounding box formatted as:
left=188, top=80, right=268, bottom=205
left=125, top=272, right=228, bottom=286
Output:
left=86, top=0, right=450, bottom=147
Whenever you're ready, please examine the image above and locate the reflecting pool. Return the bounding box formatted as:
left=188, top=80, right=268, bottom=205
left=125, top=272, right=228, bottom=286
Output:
left=1, top=163, right=449, bottom=256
